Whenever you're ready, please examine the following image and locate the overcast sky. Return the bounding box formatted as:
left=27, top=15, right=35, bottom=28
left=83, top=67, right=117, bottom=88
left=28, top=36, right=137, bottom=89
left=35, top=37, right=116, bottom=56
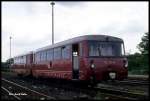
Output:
left=2, top=1, right=148, bottom=62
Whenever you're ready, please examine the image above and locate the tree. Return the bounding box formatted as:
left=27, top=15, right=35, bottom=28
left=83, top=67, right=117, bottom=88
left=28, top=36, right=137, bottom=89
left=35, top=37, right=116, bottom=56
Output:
left=137, top=32, right=149, bottom=55
left=127, top=32, right=149, bottom=75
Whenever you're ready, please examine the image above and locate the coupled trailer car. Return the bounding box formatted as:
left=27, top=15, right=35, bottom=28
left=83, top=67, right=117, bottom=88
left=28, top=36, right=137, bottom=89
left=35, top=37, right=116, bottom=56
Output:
left=11, top=35, right=128, bottom=84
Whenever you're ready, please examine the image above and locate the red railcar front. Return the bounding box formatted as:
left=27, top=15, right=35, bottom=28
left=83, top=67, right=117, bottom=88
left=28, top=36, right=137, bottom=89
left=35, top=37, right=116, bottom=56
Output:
left=80, top=40, right=128, bottom=82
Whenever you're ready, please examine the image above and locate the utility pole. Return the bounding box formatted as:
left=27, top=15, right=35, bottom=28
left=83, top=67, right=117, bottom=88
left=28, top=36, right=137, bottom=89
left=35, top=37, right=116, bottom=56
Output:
left=9, top=36, right=12, bottom=67
left=10, top=36, right=12, bottom=59
left=51, top=1, right=55, bottom=45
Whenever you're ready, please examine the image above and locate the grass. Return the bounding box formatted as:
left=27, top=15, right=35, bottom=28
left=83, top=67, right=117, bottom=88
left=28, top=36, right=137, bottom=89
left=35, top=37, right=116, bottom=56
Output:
left=128, top=69, right=149, bottom=75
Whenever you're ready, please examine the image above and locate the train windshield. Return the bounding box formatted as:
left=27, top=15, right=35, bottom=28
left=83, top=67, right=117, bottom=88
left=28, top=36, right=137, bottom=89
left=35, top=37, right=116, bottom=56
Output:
left=89, top=41, right=125, bottom=57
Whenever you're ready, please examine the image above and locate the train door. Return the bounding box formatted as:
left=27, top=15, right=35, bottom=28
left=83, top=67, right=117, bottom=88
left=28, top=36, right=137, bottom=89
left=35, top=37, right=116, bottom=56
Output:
left=72, top=44, right=79, bottom=80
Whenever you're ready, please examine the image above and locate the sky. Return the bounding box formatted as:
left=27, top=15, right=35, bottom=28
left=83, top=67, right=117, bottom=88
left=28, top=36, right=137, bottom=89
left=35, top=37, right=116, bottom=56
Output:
left=2, top=1, right=149, bottom=62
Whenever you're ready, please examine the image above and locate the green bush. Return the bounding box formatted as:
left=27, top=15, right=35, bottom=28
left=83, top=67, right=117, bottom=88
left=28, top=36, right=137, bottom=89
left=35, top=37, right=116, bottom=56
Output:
left=127, top=53, right=149, bottom=75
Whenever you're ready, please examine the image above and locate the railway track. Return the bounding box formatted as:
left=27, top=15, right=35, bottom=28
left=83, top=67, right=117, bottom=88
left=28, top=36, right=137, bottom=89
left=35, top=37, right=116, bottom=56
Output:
left=128, top=75, right=149, bottom=81
left=59, top=82, right=149, bottom=100
left=2, top=72, right=149, bottom=100
left=93, top=86, right=149, bottom=100
left=1, top=77, right=91, bottom=100
left=2, top=86, right=21, bottom=100
left=37, top=78, right=149, bottom=100
left=1, top=78, right=55, bottom=100
left=101, top=79, right=149, bottom=85
left=116, top=79, right=149, bottom=85
left=97, top=79, right=149, bottom=100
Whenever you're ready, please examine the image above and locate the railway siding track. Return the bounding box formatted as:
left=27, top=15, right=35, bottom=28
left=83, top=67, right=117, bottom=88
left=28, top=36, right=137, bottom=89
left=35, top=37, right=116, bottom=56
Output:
left=101, top=78, right=149, bottom=85
left=1, top=77, right=91, bottom=100
left=2, top=72, right=149, bottom=100
left=2, top=86, right=21, bottom=100
left=116, top=79, right=149, bottom=85
left=49, top=81, right=149, bottom=100
left=128, top=75, right=149, bottom=80
left=2, top=78, right=55, bottom=100
left=94, top=86, right=148, bottom=100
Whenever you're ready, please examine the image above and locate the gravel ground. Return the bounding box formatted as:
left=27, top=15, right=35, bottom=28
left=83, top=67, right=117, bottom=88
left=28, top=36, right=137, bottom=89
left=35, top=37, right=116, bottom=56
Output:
left=1, top=72, right=97, bottom=100
left=2, top=87, right=19, bottom=100
left=2, top=72, right=149, bottom=100
left=99, top=80, right=149, bottom=95
left=128, top=74, right=149, bottom=80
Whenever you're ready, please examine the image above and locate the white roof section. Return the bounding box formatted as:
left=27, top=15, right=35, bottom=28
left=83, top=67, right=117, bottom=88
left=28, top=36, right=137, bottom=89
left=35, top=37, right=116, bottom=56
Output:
left=12, top=35, right=124, bottom=58
left=35, top=35, right=123, bottom=52
left=13, top=51, right=33, bottom=58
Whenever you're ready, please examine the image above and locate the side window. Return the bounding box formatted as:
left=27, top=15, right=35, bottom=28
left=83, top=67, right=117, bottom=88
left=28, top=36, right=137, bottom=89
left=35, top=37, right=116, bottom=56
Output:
left=21, top=56, right=23, bottom=64
left=43, top=51, right=46, bottom=61
left=54, top=47, right=61, bottom=60
left=35, top=53, right=37, bottom=62
left=44, top=51, right=47, bottom=61
left=41, top=51, right=46, bottom=61
left=40, top=52, right=43, bottom=61
left=38, top=52, right=40, bottom=62
left=36, top=52, right=41, bottom=62
left=17, top=57, right=19, bottom=64
left=25, top=56, right=26, bottom=63
left=16, top=58, right=18, bottom=64
left=18, top=57, right=20, bottom=63
left=23, top=56, right=25, bottom=64
left=17, top=58, right=18, bottom=63
left=19, top=57, right=22, bottom=64
left=36, top=52, right=39, bottom=62
left=62, top=45, right=70, bottom=59
left=23, top=56, right=24, bottom=63
left=16, top=58, right=18, bottom=63
left=37, top=53, right=38, bottom=62
left=18, top=57, right=19, bottom=63
left=46, top=50, right=49, bottom=60
left=18, top=57, right=20, bottom=64
left=62, top=46, right=66, bottom=59
left=47, top=49, right=53, bottom=61
left=15, top=58, right=17, bottom=64
left=14, top=58, right=16, bottom=64
left=20, top=57, right=21, bottom=63
left=22, top=56, right=26, bottom=64
left=39, top=52, right=41, bottom=61
left=41, top=52, right=43, bottom=61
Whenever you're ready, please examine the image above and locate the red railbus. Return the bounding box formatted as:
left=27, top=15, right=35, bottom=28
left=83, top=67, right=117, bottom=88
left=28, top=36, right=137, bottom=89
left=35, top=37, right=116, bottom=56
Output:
left=11, top=51, right=33, bottom=77
left=11, top=35, right=128, bottom=83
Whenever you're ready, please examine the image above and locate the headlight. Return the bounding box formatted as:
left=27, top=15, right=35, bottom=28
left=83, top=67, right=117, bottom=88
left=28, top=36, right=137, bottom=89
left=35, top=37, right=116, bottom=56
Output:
left=123, top=58, right=128, bottom=68
left=125, top=61, right=128, bottom=67
left=109, top=72, right=116, bottom=79
left=91, top=64, right=95, bottom=69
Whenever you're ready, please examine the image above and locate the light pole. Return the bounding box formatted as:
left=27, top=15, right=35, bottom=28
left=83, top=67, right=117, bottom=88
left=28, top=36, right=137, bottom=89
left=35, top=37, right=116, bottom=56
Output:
left=10, top=36, right=12, bottom=59
left=51, top=1, right=55, bottom=45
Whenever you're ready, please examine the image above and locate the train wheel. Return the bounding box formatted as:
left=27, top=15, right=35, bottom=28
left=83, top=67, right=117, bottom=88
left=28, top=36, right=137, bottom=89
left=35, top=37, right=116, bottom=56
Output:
left=17, top=73, right=23, bottom=77
left=88, top=81, right=97, bottom=87
left=27, top=70, right=33, bottom=78
left=90, top=82, right=97, bottom=87
left=90, top=76, right=97, bottom=87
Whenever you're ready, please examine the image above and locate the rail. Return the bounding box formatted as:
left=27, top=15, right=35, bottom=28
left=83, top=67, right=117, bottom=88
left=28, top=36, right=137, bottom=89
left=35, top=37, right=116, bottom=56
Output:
left=2, top=78, right=55, bottom=100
